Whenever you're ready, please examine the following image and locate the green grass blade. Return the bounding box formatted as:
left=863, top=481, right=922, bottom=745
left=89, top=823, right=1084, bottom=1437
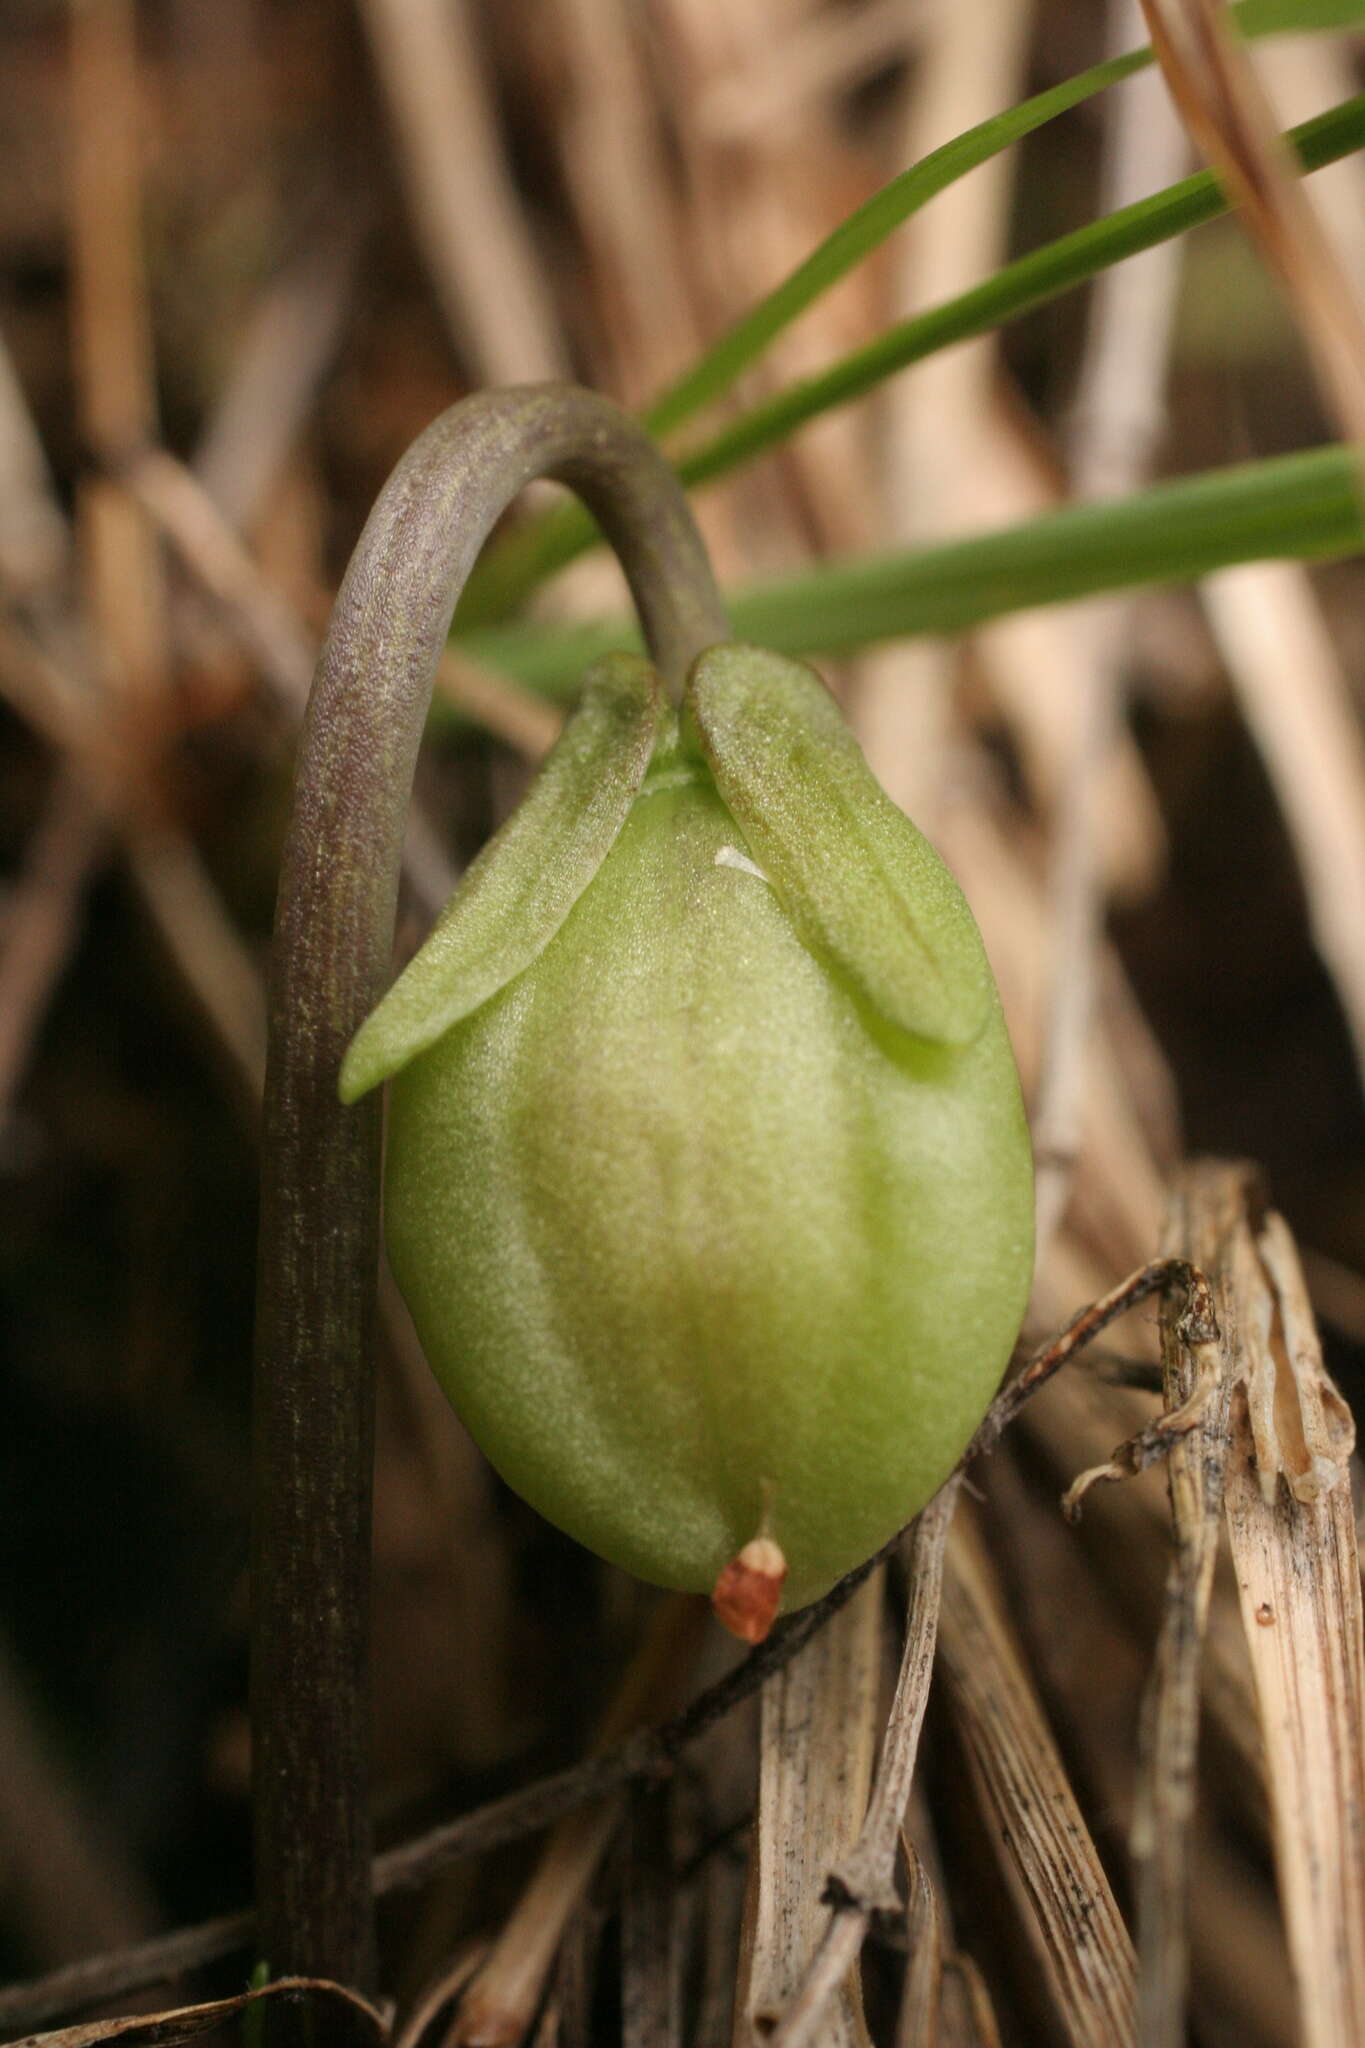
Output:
left=676, top=94, right=1365, bottom=489
left=451, top=446, right=1362, bottom=694
left=644, top=0, right=1364, bottom=441
left=462, top=8, right=1365, bottom=622
left=641, top=45, right=1149, bottom=441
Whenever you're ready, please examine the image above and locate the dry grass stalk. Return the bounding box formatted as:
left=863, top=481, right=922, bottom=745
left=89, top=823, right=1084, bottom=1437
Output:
left=1032, top=0, right=1186, bottom=1257
left=1129, top=1165, right=1237, bottom=2048
left=0, top=611, right=95, bottom=756
left=0, top=326, right=69, bottom=599
left=938, top=1954, right=1003, bottom=2048
left=1214, top=1200, right=1365, bottom=2045
left=762, top=1486, right=956, bottom=2048
left=697, top=0, right=917, bottom=142
left=655, top=0, right=878, bottom=566
left=1139, top=0, right=1365, bottom=451
left=1257, top=31, right=1365, bottom=291
left=0, top=1629, right=157, bottom=1975
left=435, top=653, right=566, bottom=763
left=123, top=828, right=268, bottom=1105
left=621, top=1783, right=680, bottom=2048
left=5, top=1972, right=390, bottom=2046
left=0, top=767, right=105, bottom=1121
left=1201, top=560, right=1365, bottom=1095
left=356, top=0, right=567, bottom=385
left=937, top=1507, right=1137, bottom=2046
left=548, top=0, right=703, bottom=407
left=892, top=1836, right=943, bottom=2048
left=394, top=1945, right=487, bottom=2048
left=452, top=1595, right=708, bottom=2048
left=733, top=1570, right=883, bottom=2048
left=852, top=0, right=1033, bottom=823
left=191, top=208, right=369, bottom=536
left=66, top=0, right=168, bottom=709
left=117, top=445, right=316, bottom=712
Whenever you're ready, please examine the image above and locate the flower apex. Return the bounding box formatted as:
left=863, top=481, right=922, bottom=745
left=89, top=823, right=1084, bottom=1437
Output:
left=712, top=1535, right=788, bottom=1644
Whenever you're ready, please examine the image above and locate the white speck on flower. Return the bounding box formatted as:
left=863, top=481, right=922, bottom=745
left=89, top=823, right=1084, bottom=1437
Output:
left=715, top=845, right=768, bottom=883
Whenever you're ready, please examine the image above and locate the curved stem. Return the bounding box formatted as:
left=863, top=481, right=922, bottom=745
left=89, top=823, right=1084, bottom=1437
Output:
left=251, top=385, right=726, bottom=2001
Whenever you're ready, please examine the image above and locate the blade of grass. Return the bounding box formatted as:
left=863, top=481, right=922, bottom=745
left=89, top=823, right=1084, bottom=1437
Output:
left=451, top=442, right=1363, bottom=695
left=675, top=93, right=1365, bottom=491
left=645, top=0, right=1362, bottom=441
left=463, top=35, right=1365, bottom=622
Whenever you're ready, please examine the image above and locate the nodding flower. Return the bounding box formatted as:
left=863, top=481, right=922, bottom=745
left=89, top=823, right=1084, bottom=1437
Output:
left=342, top=642, right=1033, bottom=1640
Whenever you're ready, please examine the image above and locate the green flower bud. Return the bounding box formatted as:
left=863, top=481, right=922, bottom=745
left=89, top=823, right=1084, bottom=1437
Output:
left=343, top=644, right=1033, bottom=1630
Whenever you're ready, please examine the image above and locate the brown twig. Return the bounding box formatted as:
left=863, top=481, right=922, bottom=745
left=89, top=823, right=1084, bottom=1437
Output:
left=8, top=1974, right=389, bottom=2048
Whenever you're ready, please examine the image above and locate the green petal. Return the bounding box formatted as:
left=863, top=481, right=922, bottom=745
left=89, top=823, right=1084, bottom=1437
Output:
left=341, top=652, right=664, bottom=1101
left=686, top=644, right=990, bottom=1046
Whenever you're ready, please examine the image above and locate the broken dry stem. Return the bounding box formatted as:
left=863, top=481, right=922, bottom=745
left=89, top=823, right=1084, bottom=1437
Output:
left=1208, top=1190, right=1365, bottom=2045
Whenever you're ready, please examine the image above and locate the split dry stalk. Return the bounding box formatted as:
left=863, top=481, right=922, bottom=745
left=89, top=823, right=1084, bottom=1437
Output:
left=761, top=1492, right=954, bottom=2048
left=733, top=1572, right=883, bottom=2048
left=937, top=1506, right=1137, bottom=2046
left=1206, top=1189, right=1365, bottom=2045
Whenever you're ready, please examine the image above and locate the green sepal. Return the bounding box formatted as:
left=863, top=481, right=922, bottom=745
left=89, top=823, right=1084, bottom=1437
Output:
left=341, top=652, right=665, bottom=1102
left=686, top=644, right=991, bottom=1046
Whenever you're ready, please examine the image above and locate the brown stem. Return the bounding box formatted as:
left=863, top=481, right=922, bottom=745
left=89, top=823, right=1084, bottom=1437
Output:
left=251, top=384, right=726, bottom=2006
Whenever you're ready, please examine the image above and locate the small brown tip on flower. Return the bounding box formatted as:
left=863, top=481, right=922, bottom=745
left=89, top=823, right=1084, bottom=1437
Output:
left=712, top=1535, right=788, bottom=1644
